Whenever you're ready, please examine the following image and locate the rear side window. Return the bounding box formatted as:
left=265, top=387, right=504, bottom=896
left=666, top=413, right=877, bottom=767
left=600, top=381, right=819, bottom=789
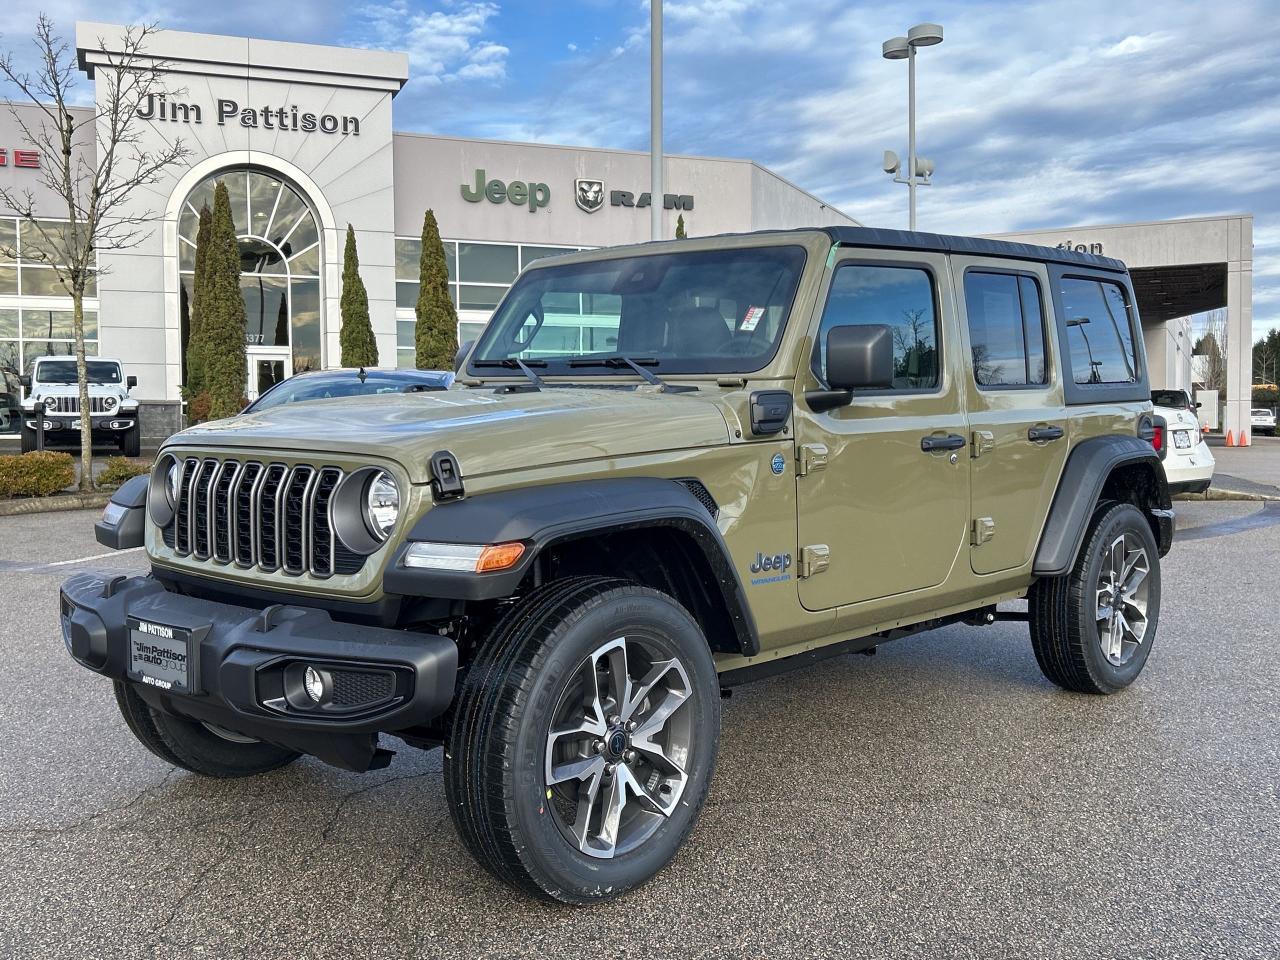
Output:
left=814, top=264, right=939, bottom=390
left=964, top=272, right=1047, bottom=387
left=1059, top=278, right=1138, bottom=385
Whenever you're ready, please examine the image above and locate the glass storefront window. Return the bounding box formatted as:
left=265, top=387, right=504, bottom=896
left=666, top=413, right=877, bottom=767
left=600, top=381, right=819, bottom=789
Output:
left=0, top=309, right=17, bottom=338
left=395, top=238, right=456, bottom=282
left=178, top=170, right=324, bottom=375
left=396, top=348, right=415, bottom=370
left=0, top=265, right=15, bottom=295
left=459, top=284, right=506, bottom=311
left=20, top=309, right=96, bottom=340
left=396, top=320, right=416, bottom=348
left=458, top=243, right=518, bottom=284
left=396, top=281, right=419, bottom=309
left=0, top=219, right=15, bottom=262
left=0, top=308, right=98, bottom=433
left=21, top=338, right=98, bottom=374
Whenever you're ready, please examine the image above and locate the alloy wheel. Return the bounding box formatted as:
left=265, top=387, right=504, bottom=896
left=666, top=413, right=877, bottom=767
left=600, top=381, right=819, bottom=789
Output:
left=544, top=635, right=694, bottom=859
left=1095, top=532, right=1151, bottom=666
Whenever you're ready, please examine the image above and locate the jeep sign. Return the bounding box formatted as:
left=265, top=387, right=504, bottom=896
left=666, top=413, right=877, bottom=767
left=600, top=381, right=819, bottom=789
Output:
left=461, top=169, right=551, bottom=213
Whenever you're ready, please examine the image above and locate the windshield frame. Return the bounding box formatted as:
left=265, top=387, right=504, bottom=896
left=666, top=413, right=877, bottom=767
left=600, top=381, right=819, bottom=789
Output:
left=465, top=242, right=810, bottom=379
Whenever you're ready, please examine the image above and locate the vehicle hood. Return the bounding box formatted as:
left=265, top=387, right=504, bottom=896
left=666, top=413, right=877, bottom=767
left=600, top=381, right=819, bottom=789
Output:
left=24, top=383, right=133, bottom=404
left=168, top=386, right=733, bottom=483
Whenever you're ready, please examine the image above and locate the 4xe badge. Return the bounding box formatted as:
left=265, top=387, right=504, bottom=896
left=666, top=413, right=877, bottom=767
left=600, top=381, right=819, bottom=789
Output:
left=749, top=550, right=792, bottom=586
left=575, top=178, right=605, bottom=213
left=771, top=453, right=785, bottom=475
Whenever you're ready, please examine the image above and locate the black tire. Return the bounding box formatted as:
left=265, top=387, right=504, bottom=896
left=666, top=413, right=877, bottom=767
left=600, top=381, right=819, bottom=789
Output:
left=444, top=576, right=720, bottom=904
left=113, top=680, right=300, bottom=778
left=20, top=424, right=36, bottom=453
left=1030, top=502, right=1161, bottom=694
left=118, top=425, right=141, bottom=458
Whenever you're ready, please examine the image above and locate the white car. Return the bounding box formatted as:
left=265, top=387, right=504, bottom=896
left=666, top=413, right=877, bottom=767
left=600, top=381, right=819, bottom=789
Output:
left=19, top=356, right=141, bottom=456
left=1151, top=390, right=1214, bottom=495
left=1251, top=407, right=1276, bottom=436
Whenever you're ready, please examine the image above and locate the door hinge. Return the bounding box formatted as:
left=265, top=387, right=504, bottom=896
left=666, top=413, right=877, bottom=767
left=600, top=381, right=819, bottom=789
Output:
left=972, top=517, right=996, bottom=546
left=971, top=430, right=995, bottom=459
left=798, top=544, right=830, bottom=578
left=797, top=443, right=829, bottom=476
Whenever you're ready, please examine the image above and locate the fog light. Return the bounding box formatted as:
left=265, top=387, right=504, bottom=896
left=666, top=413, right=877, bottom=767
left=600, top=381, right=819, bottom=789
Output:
left=304, top=666, right=327, bottom=703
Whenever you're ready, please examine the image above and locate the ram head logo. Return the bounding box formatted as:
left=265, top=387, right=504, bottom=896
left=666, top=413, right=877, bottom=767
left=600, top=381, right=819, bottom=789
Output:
left=575, top=178, right=605, bottom=213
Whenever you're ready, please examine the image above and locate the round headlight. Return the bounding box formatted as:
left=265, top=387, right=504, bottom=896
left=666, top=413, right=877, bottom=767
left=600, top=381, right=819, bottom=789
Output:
left=364, top=471, right=400, bottom=540
left=103, top=395, right=118, bottom=411
left=166, top=462, right=179, bottom=506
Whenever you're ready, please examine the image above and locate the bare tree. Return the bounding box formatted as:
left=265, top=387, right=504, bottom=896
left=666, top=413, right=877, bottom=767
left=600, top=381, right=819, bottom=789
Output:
left=1194, top=308, right=1228, bottom=394
left=0, top=16, right=189, bottom=490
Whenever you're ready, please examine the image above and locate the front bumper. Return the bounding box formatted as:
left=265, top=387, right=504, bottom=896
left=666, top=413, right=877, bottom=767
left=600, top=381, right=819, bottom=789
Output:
left=60, top=572, right=458, bottom=771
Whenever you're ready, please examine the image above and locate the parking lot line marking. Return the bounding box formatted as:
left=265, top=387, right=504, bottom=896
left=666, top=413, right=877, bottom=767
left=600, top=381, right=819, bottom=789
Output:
left=27, top=547, right=145, bottom=569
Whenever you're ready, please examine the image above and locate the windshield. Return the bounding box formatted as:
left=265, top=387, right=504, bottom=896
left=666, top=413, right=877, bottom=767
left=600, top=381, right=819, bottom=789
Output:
left=1151, top=390, right=1189, bottom=409
left=35, top=360, right=122, bottom=384
left=469, top=245, right=808, bottom=376
left=250, top=374, right=442, bottom=412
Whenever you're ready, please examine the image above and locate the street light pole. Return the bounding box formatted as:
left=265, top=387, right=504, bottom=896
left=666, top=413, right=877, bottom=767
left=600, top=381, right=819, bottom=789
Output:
left=907, top=41, right=917, bottom=230
left=882, top=23, right=943, bottom=231
left=650, top=0, right=663, bottom=241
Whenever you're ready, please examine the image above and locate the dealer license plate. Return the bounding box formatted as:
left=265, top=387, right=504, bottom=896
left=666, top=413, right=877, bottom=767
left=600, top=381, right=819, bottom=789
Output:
left=1173, top=430, right=1192, bottom=449
left=127, top=619, right=192, bottom=693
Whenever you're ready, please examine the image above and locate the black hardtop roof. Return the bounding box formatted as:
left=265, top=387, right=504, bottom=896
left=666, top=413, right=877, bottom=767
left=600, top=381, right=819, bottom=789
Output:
left=818, top=226, right=1128, bottom=272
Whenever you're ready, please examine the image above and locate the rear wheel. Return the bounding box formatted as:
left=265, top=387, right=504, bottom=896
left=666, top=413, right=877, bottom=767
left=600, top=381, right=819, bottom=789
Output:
left=113, top=680, right=300, bottom=777
left=1030, top=501, right=1161, bottom=694
left=444, top=576, right=720, bottom=903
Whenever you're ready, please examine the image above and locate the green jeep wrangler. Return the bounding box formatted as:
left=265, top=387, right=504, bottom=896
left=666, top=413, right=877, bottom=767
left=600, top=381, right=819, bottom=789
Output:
left=68, top=227, right=1172, bottom=903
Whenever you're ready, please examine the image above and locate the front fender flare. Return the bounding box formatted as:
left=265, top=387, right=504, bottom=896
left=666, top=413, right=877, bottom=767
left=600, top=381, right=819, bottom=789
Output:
left=384, top=477, right=759, bottom=655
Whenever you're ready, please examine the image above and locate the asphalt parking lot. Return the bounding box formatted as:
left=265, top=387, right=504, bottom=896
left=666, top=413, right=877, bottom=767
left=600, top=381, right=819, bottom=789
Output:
left=1, top=503, right=1276, bottom=959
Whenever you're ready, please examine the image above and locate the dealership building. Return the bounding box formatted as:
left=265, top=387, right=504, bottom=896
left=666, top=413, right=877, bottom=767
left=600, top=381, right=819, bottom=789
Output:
left=0, top=22, right=1255, bottom=445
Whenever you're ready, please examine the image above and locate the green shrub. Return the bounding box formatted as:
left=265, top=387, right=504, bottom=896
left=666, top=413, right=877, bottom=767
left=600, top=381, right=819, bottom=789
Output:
left=0, top=451, right=76, bottom=498
left=98, top=456, right=151, bottom=489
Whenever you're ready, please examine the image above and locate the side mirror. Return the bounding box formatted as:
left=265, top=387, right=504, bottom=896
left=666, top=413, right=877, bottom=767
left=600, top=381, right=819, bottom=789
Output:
left=18, top=375, right=30, bottom=389
left=453, top=340, right=474, bottom=373
left=826, top=324, right=894, bottom=390
left=1194, top=401, right=1203, bottom=409
left=126, top=375, right=138, bottom=389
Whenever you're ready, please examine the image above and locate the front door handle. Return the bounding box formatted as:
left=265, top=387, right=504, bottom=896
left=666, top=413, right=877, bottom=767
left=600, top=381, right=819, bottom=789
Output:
left=1028, top=424, right=1064, bottom=442
left=920, top=433, right=967, bottom=452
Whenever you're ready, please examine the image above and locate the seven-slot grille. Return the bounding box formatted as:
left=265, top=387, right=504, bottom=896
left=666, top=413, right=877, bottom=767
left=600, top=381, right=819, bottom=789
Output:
left=43, top=395, right=114, bottom=414
left=163, top=457, right=362, bottom=578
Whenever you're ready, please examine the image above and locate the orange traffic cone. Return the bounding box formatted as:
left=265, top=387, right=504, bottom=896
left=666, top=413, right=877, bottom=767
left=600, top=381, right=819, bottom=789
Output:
left=1225, top=430, right=1235, bottom=446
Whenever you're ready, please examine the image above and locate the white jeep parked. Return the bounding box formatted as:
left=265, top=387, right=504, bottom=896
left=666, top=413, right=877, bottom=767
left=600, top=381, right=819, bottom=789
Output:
left=1151, top=389, right=1214, bottom=495
left=19, top=356, right=141, bottom=456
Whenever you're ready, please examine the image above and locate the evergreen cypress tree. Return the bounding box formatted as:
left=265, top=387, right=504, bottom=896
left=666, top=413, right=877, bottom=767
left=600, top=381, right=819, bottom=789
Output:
left=201, top=181, right=247, bottom=419
left=675, top=213, right=687, bottom=239
left=415, top=209, right=458, bottom=369
left=339, top=224, right=378, bottom=367
left=184, top=204, right=213, bottom=398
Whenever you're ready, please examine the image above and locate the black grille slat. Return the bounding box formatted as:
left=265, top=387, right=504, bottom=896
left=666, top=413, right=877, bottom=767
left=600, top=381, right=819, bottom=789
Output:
left=162, top=456, right=364, bottom=579
left=257, top=465, right=288, bottom=571
left=234, top=463, right=262, bottom=566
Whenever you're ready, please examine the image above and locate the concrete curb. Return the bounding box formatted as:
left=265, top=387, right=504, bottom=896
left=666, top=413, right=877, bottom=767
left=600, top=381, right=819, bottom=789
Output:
left=1174, top=487, right=1280, bottom=503
left=0, top=492, right=112, bottom=516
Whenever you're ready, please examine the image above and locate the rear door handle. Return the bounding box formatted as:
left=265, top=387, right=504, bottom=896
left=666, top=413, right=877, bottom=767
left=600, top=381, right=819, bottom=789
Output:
left=920, top=433, right=967, bottom=452
left=1028, top=424, right=1064, bottom=442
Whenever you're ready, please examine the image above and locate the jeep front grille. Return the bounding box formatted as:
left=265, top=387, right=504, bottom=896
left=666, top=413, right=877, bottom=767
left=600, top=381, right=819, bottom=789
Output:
left=43, top=396, right=113, bottom=414
left=162, top=457, right=364, bottom=577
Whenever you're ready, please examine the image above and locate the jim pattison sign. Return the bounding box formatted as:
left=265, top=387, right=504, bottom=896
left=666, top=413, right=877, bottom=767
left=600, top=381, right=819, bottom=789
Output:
left=137, top=94, right=361, bottom=135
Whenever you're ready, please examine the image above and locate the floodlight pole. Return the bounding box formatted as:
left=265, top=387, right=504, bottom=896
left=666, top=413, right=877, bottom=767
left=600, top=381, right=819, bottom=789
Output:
left=650, top=0, right=663, bottom=241
left=907, top=43, right=917, bottom=231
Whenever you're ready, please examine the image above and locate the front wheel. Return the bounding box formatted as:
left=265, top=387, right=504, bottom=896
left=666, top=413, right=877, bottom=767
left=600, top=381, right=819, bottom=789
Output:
left=1030, top=501, right=1162, bottom=694
left=445, top=577, right=720, bottom=904
left=113, top=681, right=300, bottom=777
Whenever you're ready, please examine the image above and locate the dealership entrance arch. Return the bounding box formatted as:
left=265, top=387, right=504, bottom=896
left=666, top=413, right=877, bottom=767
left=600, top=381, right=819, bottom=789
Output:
left=987, top=214, right=1255, bottom=444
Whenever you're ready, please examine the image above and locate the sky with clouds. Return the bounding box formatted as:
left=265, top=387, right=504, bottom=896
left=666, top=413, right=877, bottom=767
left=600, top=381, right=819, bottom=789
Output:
left=2, top=0, right=1276, bottom=338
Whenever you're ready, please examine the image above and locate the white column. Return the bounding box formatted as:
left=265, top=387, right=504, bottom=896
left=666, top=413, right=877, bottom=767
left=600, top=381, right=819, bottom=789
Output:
left=1225, top=259, right=1253, bottom=444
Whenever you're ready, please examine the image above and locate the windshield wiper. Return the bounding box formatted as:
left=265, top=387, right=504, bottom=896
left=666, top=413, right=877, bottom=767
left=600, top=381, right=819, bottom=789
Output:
left=568, top=356, right=697, bottom=393
left=472, top=357, right=546, bottom=392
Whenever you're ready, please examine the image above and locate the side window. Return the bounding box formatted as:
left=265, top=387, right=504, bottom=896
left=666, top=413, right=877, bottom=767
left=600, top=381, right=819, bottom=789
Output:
left=1059, top=277, right=1138, bottom=384
left=814, top=263, right=939, bottom=390
left=964, top=271, right=1048, bottom=387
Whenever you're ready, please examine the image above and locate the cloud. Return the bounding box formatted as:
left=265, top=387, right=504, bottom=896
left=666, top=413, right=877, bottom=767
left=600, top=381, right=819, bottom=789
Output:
left=351, top=0, right=507, bottom=87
